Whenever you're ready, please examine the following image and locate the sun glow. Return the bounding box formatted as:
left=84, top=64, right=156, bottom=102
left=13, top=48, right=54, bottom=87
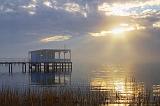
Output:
left=111, top=26, right=135, bottom=38
left=89, top=23, right=145, bottom=39
left=114, top=81, right=125, bottom=92
left=112, top=28, right=125, bottom=34
left=89, top=27, right=133, bottom=39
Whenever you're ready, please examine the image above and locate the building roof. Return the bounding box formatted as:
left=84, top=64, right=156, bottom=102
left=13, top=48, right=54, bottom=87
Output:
left=30, top=49, right=71, bottom=53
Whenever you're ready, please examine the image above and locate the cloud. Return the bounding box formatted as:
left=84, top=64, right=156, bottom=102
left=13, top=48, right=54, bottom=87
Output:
left=0, top=0, right=159, bottom=43
left=64, top=2, right=87, bottom=17
left=4, top=8, right=15, bottom=13
left=0, top=0, right=160, bottom=19
left=17, top=0, right=88, bottom=17
left=43, top=1, right=53, bottom=8
left=21, top=0, right=37, bottom=15
left=98, top=0, right=160, bottom=18
left=153, top=21, right=160, bottom=28
left=0, top=0, right=160, bottom=64
left=90, top=23, right=146, bottom=37
left=40, top=35, right=72, bottom=43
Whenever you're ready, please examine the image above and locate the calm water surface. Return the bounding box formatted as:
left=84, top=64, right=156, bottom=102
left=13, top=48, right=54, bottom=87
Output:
left=0, top=62, right=160, bottom=89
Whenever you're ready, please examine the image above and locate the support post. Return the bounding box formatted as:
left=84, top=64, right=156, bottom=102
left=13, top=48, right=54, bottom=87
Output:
left=24, top=63, right=26, bottom=73
left=22, top=63, right=24, bottom=73
left=43, top=63, right=46, bottom=72
left=29, top=63, right=31, bottom=73
left=47, top=63, right=49, bottom=72
left=71, top=62, right=72, bottom=72
left=52, top=63, right=54, bottom=72
left=55, top=63, right=57, bottom=72
left=9, top=63, right=10, bottom=73
left=40, top=63, right=41, bottom=72
left=62, top=62, right=63, bottom=72
left=8, top=63, right=13, bottom=73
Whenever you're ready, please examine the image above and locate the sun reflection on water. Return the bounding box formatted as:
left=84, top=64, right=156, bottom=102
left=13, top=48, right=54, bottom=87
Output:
left=90, top=65, right=145, bottom=104
left=114, top=81, right=125, bottom=93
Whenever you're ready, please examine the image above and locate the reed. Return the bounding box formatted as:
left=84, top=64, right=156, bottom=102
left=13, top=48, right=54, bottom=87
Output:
left=0, top=86, right=159, bottom=106
left=0, top=87, right=105, bottom=106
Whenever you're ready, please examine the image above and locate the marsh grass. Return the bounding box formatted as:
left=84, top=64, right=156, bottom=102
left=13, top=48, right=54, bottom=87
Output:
left=0, top=86, right=159, bottom=106
left=0, top=86, right=106, bottom=106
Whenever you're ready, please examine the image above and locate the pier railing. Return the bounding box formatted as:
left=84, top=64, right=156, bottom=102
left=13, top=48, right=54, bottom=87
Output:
left=0, top=58, right=72, bottom=73
left=0, top=58, right=29, bottom=63
left=0, top=58, right=71, bottom=63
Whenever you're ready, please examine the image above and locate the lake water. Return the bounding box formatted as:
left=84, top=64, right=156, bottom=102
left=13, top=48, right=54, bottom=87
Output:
left=0, top=62, right=160, bottom=105
left=0, top=62, right=160, bottom=89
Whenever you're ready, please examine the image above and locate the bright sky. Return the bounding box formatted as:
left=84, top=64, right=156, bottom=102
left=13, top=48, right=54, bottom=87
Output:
left=0, top=0, right=160, bottom=64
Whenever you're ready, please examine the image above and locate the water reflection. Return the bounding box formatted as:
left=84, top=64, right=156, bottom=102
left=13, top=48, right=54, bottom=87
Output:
left=90, top=65, right=145, bottom=104
left=31, top=72, right=72, bottom=85
left=1, top=64, right=160, bottom=105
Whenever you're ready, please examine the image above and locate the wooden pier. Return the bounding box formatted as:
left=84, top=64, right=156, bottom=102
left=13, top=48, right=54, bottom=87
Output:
left=0, top=49, right=72, bottom=73
left=29, top=62, right=72, bottom=73
left=0, top=61, right=72, bottom=73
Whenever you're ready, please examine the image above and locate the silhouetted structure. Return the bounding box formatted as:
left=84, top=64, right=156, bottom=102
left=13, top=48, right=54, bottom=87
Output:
left=29, top=49, right=71, bottom=62
left=28, top=49, right=72, bottom=73
left=0, top=49, right=72, bottom=73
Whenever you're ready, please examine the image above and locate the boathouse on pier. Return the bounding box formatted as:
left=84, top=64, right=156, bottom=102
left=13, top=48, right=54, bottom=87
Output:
left=0, top=49, right=72, bottom=73
left=29, top=49, right=71, bottom=62
left=28, top=49, right=72, bottom=72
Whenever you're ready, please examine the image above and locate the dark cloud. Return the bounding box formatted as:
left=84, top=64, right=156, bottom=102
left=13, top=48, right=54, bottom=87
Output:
left=0, top=0, right=160, bottom=62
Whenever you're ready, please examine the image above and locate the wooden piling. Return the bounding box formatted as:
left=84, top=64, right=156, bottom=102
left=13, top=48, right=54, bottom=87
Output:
left=0, top=61, right=72, bottom=73
left=29, top=63, right=31, bottom=73
left=22, top=63, right=24, bottom=73
left=24, top=63, right=26, bottom=73
left=8, top=64, right=10, bottom=73
left=8, top=63, right=13, bottom=73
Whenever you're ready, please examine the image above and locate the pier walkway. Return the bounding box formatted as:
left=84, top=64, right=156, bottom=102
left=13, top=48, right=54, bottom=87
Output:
left=0, top=58, right=72, bottom=73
